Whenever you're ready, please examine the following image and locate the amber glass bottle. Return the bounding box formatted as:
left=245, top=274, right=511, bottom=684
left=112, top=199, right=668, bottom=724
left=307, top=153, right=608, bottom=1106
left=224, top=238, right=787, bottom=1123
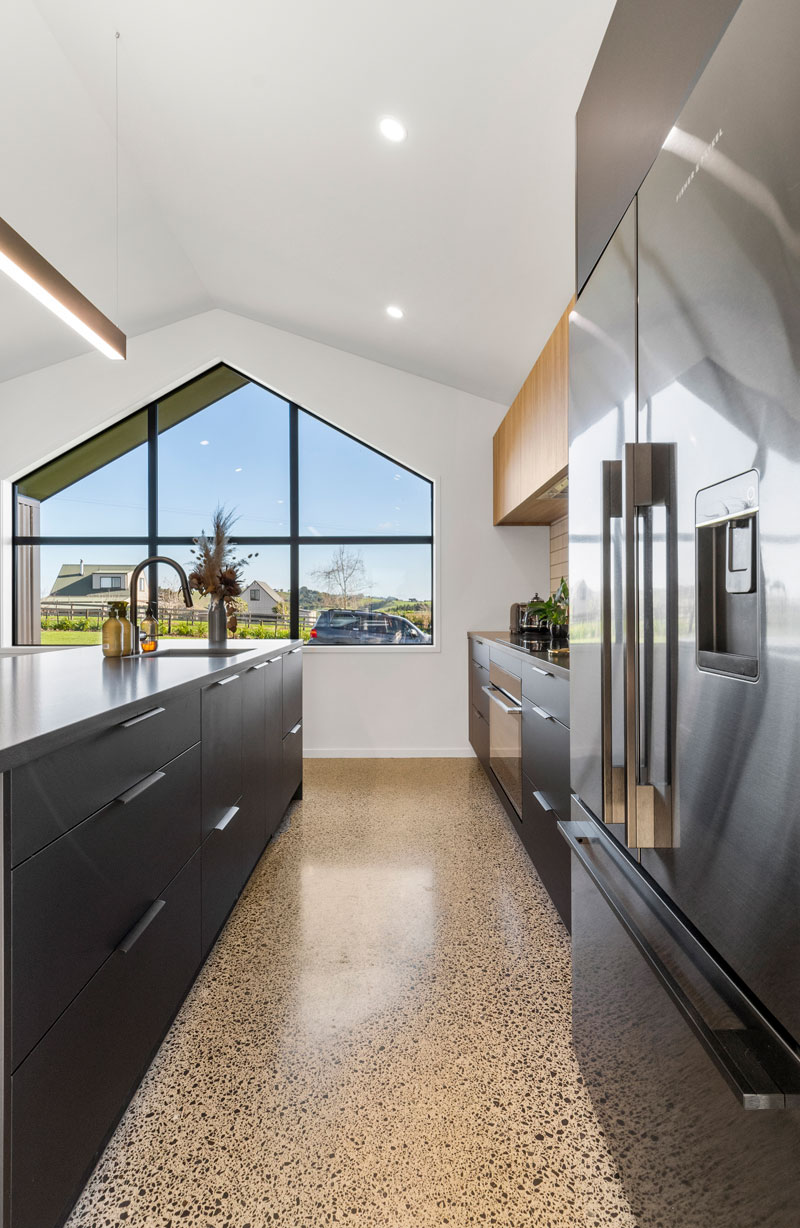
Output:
left=140, top=604, right=159, bottom=653
left=101, top=605, right=123, bottom=658
left=116, top=601, right=133, bottom=656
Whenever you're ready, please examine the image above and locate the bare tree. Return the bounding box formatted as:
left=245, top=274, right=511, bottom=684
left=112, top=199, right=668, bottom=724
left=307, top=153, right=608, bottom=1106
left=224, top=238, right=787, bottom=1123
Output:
left=311, top=547, right=368, bottom=609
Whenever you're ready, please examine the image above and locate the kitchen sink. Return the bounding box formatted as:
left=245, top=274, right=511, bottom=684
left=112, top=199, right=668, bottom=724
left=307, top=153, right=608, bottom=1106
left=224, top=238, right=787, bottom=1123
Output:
left=132, top=644, right=260, bottom=658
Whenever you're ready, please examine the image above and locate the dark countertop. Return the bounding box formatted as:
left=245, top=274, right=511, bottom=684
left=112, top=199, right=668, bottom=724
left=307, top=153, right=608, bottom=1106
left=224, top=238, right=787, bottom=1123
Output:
left=0, top=638, right=302, bottom=773
left=468, top=631, right=570, bottom=679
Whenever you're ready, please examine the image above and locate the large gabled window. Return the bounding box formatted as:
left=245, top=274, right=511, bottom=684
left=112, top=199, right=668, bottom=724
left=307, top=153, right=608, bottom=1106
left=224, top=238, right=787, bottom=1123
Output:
left=13, top=364, right=434, bottom=648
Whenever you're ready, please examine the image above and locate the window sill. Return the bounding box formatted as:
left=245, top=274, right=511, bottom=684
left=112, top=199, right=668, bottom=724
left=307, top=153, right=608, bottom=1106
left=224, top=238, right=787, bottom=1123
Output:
left=302, top=642, right=440, bottom=655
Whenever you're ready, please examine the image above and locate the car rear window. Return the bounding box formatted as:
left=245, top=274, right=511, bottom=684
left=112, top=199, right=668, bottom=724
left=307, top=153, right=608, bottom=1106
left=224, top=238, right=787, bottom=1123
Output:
left=328, top=612, right=358, bottom=628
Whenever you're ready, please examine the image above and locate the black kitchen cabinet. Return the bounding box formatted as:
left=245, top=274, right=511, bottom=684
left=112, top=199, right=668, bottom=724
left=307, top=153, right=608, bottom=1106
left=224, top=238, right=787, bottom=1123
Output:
left=10, top=689, right=201, bottom=866
left=11, top=742, right=201, bottom=1070
left=4, top=640, right=302, bottom=1228
left=201, top=799, right=253, bottom=954
left=521, top=774, right=571, bottom=929
left=201, top=670, right=243, bottom=838
left=264, top=654, right=285, bottom=839
left=521, top=698, right=570, bottom=821
left=468, top=633, right=571, bottom=930
left=282, top=718, right=303, bottom=813
left=11, top=850, right=202, bottom=1228
left=282, top=645, right=303, bottom=736
left=241, top=660, right=269, bottom=875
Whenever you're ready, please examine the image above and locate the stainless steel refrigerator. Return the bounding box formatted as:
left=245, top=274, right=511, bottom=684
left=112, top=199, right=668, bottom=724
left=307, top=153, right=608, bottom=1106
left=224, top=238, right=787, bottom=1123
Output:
left=566, top=0, right=800, bottom=1219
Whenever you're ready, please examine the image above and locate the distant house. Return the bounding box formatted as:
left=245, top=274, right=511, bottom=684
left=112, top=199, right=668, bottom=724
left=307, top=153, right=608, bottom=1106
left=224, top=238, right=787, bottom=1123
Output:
left=245, top=580, right=284, bottom=611
left=48, top=562, right=149, bottom=610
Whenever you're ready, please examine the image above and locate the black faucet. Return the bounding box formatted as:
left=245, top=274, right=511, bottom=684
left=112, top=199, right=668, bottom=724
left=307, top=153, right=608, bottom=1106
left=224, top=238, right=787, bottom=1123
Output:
left=129, top=556, right=193, bottom=654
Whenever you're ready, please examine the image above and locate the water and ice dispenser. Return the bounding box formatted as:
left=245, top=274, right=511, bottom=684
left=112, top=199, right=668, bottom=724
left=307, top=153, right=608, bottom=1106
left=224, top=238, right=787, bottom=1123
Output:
left=695, top=471, right=759, bottom=679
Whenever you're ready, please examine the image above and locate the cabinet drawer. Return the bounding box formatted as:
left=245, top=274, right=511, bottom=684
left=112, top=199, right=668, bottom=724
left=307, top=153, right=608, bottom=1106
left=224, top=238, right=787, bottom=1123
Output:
left=520, top=660, right=569, bottom=726
left=10, top=689, right=201, bottom=866
left=470, top=635, right=490, bottom=670
left=201, top=797, right=251, bottom=955
left=11, top=850, right=201, bottom=1228
left=202, top=673, right=243, bottom=838
left=521, top=774, right=571, bottom=930
left=282, top=646, right=303, bottom=736
left=11, top=742, right=201, bottom=1070
left=282, top=718, right=303, bottom=812
left=522, top=699, right=570, bottom=820
left=470, top=658, right=490, bottom=719
left=469, top=704, right=489, bottom=767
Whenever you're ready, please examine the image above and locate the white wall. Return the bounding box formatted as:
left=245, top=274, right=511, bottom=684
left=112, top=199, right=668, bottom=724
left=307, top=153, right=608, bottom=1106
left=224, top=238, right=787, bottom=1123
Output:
left=0, top=309, right=548, bottom=754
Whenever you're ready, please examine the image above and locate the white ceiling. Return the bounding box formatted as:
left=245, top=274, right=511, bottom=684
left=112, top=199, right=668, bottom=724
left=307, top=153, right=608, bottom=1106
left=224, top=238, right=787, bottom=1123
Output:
left=0, top=0, right=614, bottom=403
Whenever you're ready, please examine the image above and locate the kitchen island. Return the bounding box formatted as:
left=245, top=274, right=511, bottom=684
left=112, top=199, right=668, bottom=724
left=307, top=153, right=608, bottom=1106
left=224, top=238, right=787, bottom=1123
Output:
left=0, top=638, right=303, bottom=1228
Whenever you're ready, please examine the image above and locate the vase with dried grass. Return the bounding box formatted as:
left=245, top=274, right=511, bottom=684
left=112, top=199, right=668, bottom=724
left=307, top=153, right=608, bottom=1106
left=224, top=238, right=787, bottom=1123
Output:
left=187, top=507, right=257, bottom=645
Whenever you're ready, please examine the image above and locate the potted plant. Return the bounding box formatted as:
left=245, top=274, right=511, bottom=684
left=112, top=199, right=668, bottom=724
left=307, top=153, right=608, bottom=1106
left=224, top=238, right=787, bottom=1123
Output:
left=528, top=578, right=569, bottom=642
left=188, top=507, right=257, bottom=643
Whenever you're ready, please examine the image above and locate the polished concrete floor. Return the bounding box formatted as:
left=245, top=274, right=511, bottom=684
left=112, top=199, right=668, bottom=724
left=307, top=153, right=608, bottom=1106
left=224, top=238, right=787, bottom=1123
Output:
left=67, top=759, right=634, bottom=1227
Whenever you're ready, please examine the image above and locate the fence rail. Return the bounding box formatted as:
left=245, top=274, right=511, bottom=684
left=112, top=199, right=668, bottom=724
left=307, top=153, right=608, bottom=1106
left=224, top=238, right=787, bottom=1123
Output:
left=40, top=604, right=318, bottom=633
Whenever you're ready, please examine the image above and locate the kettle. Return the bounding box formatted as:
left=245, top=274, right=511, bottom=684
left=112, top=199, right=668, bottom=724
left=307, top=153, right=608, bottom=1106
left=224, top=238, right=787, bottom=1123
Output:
left=509, top=602, right=525, bottom=633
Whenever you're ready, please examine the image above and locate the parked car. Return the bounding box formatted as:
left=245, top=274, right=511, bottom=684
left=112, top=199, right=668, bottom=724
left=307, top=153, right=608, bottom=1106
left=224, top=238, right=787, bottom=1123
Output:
left=310, top=609, right=431, bottom=644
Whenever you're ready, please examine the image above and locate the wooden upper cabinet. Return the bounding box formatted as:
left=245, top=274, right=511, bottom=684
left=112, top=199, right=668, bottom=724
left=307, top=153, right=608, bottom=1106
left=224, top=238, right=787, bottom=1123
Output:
left=493, top=299, right=573, bottom=525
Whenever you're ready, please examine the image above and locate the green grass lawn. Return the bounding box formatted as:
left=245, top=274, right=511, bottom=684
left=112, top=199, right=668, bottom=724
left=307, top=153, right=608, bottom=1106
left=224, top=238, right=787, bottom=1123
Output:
left=41, top=631, right=101, bottom=645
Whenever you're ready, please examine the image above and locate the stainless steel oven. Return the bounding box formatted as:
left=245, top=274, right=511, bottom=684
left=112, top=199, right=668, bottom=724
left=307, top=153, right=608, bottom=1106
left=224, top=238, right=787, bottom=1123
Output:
left=483, top=661, right=523, bottom=816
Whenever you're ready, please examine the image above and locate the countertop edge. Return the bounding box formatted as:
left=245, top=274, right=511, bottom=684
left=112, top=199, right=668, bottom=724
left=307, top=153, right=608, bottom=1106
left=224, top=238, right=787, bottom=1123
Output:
left=0, top=640, right=303, bottom=773
left=467, top=631, right=570, bottom=678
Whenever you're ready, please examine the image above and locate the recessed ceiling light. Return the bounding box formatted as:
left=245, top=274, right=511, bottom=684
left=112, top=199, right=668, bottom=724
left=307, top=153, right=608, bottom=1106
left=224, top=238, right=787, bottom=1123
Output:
left=200, top=439, right=209, bottom=446
left=379, top=116, right=407, bottom=143
left=386, top=305, right=404, bottom=319
left=234, top=467, right=242, bottom=472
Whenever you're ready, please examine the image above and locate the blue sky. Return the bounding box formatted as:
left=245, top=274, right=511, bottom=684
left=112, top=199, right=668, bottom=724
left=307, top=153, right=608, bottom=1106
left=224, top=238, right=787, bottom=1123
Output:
left=35, top=382, right=433, bottom=599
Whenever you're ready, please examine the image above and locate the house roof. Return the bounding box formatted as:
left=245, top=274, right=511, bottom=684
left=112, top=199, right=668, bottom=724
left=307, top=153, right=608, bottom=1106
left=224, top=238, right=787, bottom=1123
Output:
left=246, top=580, right=284, bottom=606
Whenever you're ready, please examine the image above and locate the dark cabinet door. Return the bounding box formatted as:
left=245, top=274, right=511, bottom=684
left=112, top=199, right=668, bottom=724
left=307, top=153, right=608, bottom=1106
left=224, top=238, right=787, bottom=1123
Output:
left=201, top=673, right=243, bottom=838
left=201, top=802, right=251, bottom=955
left=264, top=655, right=284, bottom=839
left=240, top=661, right=268, bottom=877
left=11, top=743, right=201, bottom=1070
left=11, top=850, right=201, bottom=1228
left=10, top=690, right=201, bottom=866
left=282, top=721, right=303, bottom=813
left=469, top=704, right=489, bottom=769
left=522, top=700, right=570, bottom=820
left=282, top=646, right=303, bottom=736
left=521, top=777, right=571, bottom=930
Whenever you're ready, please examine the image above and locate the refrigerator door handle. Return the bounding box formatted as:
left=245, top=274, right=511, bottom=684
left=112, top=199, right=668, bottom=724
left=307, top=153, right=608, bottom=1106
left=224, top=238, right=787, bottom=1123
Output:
left=623, top=442, right=675, bottom=848
left=601, top=460, right=625, bottom=826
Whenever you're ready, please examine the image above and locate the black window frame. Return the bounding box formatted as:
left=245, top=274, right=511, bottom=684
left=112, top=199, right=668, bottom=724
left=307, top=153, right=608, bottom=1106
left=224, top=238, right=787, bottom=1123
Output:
left=12, top=363, right=435, bottom=646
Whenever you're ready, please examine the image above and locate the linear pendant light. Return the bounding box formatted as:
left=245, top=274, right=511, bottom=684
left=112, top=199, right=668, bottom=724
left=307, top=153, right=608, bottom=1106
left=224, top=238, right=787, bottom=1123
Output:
left=0, top=216, right=126, bottom=360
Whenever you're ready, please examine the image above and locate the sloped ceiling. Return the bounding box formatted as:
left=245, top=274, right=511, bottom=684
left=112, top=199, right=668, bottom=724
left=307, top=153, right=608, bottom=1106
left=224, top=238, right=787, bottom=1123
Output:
left=0, top=0, right=614, bottom=402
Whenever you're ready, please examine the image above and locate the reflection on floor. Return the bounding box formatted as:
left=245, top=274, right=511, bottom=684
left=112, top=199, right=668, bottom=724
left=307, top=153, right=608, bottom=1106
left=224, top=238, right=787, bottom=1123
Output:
left=67, top=759, right=634, bottom=1227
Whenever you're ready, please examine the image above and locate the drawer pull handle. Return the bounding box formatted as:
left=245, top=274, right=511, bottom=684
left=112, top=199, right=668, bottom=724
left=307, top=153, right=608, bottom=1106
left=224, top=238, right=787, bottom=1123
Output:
left=288, top=721, right=302, bottom=735
left=472, top=660, right=485, bottom=670
left=482, top=685, right=522, bottom=715
left=533, top=789, right=554, bottom=812
left=120, top=706, right=165, bottom=729
left=530, top=702, right=553, bottom=721
left=530, top=665, right=553, bottom=677
left=267, top=657, right=281, bottom=665
left=215, top=804, right=240, bottom=832
left=117, top=770, right=165, bottom=805
left=249, top=662, right=268, bottom=671
left=289, top=646, right=303, bottom=654
left=118, top=899, right=165, bottom=954
left=214, top=673, right=240, bottom=686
